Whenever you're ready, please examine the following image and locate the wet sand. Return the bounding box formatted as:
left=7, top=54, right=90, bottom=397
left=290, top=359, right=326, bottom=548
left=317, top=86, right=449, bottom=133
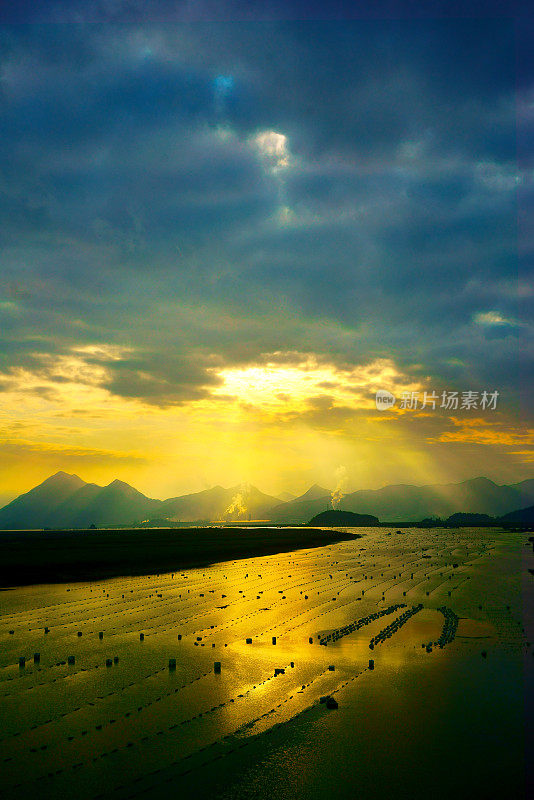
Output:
left=0, top=527, right=531, bottom=799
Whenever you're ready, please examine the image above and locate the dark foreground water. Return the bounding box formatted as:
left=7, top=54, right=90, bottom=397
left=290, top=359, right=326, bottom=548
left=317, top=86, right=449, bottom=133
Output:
left=1, top=527, right=532, bottom=799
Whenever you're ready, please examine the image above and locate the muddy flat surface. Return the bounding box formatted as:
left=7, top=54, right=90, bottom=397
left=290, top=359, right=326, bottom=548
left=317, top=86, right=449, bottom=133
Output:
left=1, top=527, right=532, bottom=799
left=0, top=527, right=356, bottom=587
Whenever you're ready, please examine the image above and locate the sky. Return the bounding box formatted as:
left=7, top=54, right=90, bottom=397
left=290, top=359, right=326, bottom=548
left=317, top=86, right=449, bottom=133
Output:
left=0, top=1, right=532, bottom=503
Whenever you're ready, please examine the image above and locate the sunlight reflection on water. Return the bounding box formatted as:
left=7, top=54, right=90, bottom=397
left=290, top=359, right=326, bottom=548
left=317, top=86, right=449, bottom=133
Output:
left=0, top=527, right=530, bottom=799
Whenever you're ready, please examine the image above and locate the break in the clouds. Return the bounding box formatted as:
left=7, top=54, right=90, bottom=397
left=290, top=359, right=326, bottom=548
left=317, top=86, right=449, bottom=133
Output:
left=0, top=6, right=532, bottom=495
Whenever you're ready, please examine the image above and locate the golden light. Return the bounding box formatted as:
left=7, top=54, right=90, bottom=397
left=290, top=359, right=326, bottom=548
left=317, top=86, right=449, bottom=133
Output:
left=209, top=356, right=423, bottom=416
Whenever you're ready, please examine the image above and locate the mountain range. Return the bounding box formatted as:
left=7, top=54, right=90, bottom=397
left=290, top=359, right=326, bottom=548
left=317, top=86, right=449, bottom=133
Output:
left=267, top=476, right=534, bottom=523
left=0, top=472, right=533, bottom=529
left=0, top=473, right=281, bottom=529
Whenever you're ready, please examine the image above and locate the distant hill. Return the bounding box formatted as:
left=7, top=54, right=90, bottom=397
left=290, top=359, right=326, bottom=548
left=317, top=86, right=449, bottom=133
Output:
left=276, top=491, right=297, bottom=502
left=498, top=505, right=534, bottom=527
left=268, top=477, right=534, bottom=524
left=445, top=512, right=497, bottom=527
left=0, top=472, right=86, bottom=529
left=1, top=472, right=533, bottom=530
left=0, top=474, right=281, bottom=529
left=337, top=477, right=534, bottom=522
left=419, top=507, right=534, bottom=528
left=159, top=484, right=281, bottom=522
left=308, top=510, right=379, bottom=526
left=295, top=484, right=331, bottom=502
left=72, top=480, right=161, bottom=527
left=0, top=472, right=160, bottom=530
left=267, top=484, right=333, bottom=524
left=268, top=495, right=331, bottom=524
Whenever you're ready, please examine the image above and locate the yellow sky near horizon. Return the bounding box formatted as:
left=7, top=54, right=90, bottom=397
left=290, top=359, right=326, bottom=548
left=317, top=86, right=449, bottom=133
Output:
left=0, top=346, right=531, bottom=504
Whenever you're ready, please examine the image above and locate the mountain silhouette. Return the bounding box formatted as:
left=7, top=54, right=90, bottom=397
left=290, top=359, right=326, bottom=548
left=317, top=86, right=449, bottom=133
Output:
left=0, top=473, right=533, bottom=529
left=499, top=504, right=534, bottom=527
left=0, top=472, right=86, bottom=529
left=276, top=491, right=297, bottom=502
left=0, top=476, right=279, bottom=529
left=267, top=476, right=534, bottom=523
left=295, top=484, right=331, bottom=501
left=159, top=484, right=280, bottom=522
left=336, top=477, right=534, bottom=521
left=0, top=472, right=159, bottom=529
left=308, top=510, right=379, bottom=526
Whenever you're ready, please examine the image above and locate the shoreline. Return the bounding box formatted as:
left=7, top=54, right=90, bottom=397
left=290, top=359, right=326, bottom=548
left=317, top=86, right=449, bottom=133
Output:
left=0, top=526, right=359, bottom=589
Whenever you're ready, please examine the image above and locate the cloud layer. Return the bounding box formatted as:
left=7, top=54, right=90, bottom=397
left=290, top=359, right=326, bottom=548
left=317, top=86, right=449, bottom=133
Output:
left=0, top=8, right=531, bottom=495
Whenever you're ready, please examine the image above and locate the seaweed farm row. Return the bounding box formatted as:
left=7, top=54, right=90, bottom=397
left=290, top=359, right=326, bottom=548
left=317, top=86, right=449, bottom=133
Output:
left=318, top=604, right=406, bottom=645
left=369, top=603, right=424, bottom=648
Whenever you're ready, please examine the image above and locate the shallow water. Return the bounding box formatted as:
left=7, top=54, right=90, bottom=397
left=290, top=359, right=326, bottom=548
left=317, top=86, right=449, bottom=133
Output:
left=1, top=527, right=532, bottom=799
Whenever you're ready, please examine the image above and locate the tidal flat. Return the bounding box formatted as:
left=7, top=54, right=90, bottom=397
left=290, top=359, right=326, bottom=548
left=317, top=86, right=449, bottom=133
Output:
left=1, top=527, right=532, bottom=799
left=0, top=527, right=356, bottom=587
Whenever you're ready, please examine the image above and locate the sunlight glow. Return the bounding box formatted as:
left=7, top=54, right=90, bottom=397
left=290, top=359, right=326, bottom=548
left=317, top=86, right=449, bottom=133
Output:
left=253, top=130, right=290, bottom=168
left=210, top=356, right=422, bottom=413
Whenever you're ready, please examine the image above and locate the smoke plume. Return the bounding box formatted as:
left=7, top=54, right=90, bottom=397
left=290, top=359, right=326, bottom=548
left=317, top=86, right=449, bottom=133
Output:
left=331, top=466, right=349, bottom=509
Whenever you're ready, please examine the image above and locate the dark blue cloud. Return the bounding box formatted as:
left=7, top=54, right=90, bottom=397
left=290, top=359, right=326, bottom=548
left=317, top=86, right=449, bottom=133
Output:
left=0, top=12, right=531, bottom=409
